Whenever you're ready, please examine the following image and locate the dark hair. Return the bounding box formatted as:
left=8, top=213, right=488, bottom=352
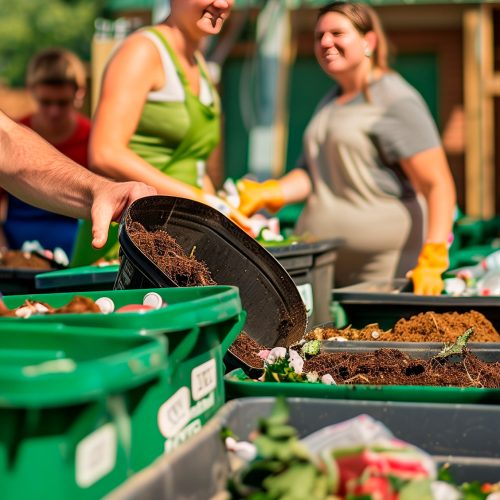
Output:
left=317, top=2, right=390, bottom=71
left=26, top=48, right=87, bottom=89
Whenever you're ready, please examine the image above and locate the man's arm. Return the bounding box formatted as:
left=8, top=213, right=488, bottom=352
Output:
left=0, top=111, right=156, bottom=248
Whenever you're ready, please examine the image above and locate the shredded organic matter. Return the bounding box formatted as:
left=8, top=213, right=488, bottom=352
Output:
left=128, top=221, right=216, bottom=286
left=303, top=348, right=500, bottom=388
left=307, top=310, right=500, bottom=343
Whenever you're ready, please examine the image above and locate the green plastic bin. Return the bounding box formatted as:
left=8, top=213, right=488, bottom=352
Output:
left=0, top=322, right=166, bottom=500
left=35, top=264, right=119, bottom=292
left=1, top=286, right=246, bottom=471
left=69, top=219, right=119, bottom=267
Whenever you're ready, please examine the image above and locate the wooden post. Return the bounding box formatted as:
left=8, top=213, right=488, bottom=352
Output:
left=463, top=5, right=495, bottom=218
left=272, top=9, right=295, bottom=177
left=479, top=4, right=495, bottom=218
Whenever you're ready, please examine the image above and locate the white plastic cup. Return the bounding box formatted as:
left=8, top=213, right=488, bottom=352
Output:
left=95, top=297, right=115, bottom=314
left=443, top=278, right=467, bottom=296
left=143, top=292, right=164, bottom=309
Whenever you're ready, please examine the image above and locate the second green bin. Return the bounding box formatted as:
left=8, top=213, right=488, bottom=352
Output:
left=0, top=323, right=166, bottom=500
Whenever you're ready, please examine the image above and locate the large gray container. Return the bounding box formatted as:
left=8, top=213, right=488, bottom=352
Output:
left=109, top=397, right=500, bottom=499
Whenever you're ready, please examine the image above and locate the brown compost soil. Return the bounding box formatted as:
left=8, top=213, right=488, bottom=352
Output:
left=0, top=250, right=52, bottom=270
left=228, top=333, right=500, bottom=388
left=303, top=349, right=500, bottom=388
left=229, top=332, right=267, bottom=370
left=128, top=221, right=215, bottom=286
left=0, top=296, right=101, bottom=317
left=306, top=310, right=500, bottom=343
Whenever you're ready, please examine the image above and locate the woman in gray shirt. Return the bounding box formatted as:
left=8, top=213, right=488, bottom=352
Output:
left=237, top=1, right=456, bottom=295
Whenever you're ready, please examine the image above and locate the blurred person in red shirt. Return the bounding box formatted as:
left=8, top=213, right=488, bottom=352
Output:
left=0, top=48, right=91, bottom=257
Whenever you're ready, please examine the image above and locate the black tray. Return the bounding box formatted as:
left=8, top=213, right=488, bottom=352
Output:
left=320, top=340, right=500, bottom=360
left=114, top=196, right=307, bottom=347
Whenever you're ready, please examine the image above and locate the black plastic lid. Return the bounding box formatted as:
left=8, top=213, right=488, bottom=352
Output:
left=118, top=196, right=307, bottom=347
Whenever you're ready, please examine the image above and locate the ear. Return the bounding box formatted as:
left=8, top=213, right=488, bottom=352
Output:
left=74, top=87, right=86, bottom=109
left=363, top=30, right=377, bottom=53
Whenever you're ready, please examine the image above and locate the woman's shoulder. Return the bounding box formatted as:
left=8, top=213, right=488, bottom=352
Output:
left=109, top=28, right=164, bottom=71
left=117, top=27, right=164, bottom=53
left=373, top=72, right=427, bottom=107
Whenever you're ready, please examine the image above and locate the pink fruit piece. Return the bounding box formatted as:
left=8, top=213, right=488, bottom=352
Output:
left=117, top=304, right=154, bottom=313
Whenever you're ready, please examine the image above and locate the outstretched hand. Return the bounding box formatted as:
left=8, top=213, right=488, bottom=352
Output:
left=91, top=181, right=156, bottom=248
left=237, top=178, right=285, bottom=217
left=407, top=242, right=449, bottom=295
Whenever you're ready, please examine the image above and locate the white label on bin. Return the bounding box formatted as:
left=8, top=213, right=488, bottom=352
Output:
left=297, top=283, right=313, bottom=317
left=75, top=424, right=117, bottom=488
left=191, top=359, right=217, bottom=401
left=164, top=418, right=203, bottom=454
left=157, top=387, right=191, bottom=438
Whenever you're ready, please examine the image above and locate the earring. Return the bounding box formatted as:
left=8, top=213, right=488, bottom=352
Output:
left=364, top=46, right=373, bottom=58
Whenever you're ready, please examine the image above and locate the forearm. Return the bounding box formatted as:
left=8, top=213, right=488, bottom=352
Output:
left=426, top=190, right=455, bottom=242
left=278, top=168, right=312, bottom=204
left=400, top=147, right=456, bottom=245
left=90, top=145, right=200, bottom=199
left=423, top=180, right=456, bottom=243
left=0, top=120, right=109, bottom=219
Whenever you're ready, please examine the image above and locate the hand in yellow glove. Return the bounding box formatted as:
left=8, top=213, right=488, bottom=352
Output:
left=236, top=178, right=285, bottom=217
left=408, top=242, right=449, bottom=296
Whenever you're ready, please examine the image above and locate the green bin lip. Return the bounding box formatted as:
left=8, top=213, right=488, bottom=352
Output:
left=35, top=264, right=119, bottom=290
left=0, top=322, right=167, bottom=408
left=1, top=285, right=242, bottom=333
left=224, top=368, right=500, bottom=404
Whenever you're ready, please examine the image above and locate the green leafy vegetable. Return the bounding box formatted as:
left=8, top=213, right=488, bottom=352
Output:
left=301, top=340, right=322, bottom=357
left=433, top=328, right=473, bottom=360
left=262, top=356, right=305, bottom=383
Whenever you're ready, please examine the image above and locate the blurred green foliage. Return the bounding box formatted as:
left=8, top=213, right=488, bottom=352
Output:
left=0, top=0, right=106, bottom=87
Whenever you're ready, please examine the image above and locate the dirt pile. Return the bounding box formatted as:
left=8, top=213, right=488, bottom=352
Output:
left=229, top=332, right=266, bottom=370
left=0, top=250, right=52, bottom=269
left=303, top=349, right=500, bottom=388
left=307, top=310, right=500, bottom=343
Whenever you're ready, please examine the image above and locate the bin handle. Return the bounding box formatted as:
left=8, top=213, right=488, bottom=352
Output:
left=168, top=326, right=201, bottom=367
left=220, top=310, right=247, bottom=354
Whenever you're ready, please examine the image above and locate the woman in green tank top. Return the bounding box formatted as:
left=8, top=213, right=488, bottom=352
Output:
left=90, top=0, right=233, bottom=198
left=77, top=0, right=249, bottom=264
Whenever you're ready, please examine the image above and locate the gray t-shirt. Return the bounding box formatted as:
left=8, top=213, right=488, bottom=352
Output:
left=300, top=72, right=441, bottom=201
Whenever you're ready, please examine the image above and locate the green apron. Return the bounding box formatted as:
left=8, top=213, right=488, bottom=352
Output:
left=71, top=29, right=221, bottom=266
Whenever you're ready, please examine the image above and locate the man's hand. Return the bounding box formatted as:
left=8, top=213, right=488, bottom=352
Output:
left=91, top=181, right=156, bottom=248
left=408, top=242, right=449, bottom=295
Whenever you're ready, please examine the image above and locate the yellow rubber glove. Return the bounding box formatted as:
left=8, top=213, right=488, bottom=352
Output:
left=409, top=242, right=449, bottom=296
left=236, top=179, right=285, bottom=217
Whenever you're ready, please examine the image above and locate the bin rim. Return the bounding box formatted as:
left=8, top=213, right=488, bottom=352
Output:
left=224, top=367, right=500, bottom=404
left=35, top=264, right=119, bottom=290
left=265, top=238, right=344, bottom=256
left=1, top=285, right=243, bottom=333
left=0, top=322, right=167, bottom=408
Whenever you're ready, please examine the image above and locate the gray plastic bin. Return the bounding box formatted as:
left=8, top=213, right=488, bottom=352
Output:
left=268, top=239, right=342, bottom=326
left=108, top=397, right=500, bottom=499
